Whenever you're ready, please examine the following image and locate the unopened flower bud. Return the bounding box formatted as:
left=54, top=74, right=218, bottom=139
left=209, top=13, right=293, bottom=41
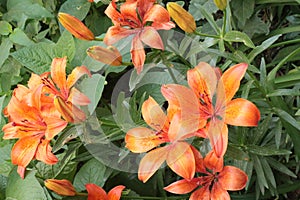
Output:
left=44, top=179, right=76, bottom=196
left=214, top=0, right=227, bottom=10
left=58, top=12, right=95, bottom=41
left=87, top=46, right=123, bottom=66
left=167, top=2, right=196, bottom=33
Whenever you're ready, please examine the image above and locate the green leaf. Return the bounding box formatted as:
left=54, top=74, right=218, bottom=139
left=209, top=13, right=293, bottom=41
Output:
left=266, top=157, right=297, bottom=178
left=0, top=143, right=13, bottom=176
left=261, top=158, right=276, bottom=188
left=0, top=175, right=7, bottom=200
left=231, top=0, right=255, bottom=28
left=248, top=35, right=281, bottom=62
left=247, top=145, right=291, bottom=156
left=224, top=31, right=255, bottom=48
left=9, top=28, right=35, bottom=46
left=73, top=158, right=111, bottom=192
left=0, top=38, right=13, bottom=69
left=79, top=74, right=106, bottom=114
left=53, top=31, right=75, bottom=61
left=274, top=107, right=300, bottom=131
left=189, top=0, right=218, bottom=21
left=243, top=14, right=270, bottom=38
left=11, top=43, right=55, bottom=74
left=252, top=155, right=268, bottom=194
left=59, top=0, right=91, bottom=21
left=6, top=169, right=47, bottom=199
left=275, top=69, right=300, bottom=88
left=0, top=21, right=12, bottom=35
left=267, top=89, right=300, bottom=97
left=226, top=145, right=249, bottom=161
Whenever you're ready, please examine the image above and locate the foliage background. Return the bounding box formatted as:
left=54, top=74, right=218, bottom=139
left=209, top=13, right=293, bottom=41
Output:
left=0, top=0, right=300, bottom=199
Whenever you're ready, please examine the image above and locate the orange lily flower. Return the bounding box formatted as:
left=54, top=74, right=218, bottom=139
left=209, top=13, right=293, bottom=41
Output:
left=87, top=45, right=123, bottom=66
left=163, top=62, right=260, bottom=157
left=44, top=179, right=76, bottom=196
left=86, top=184, right=125, bottom=200
left=41, top=57, right=92, bottom=123
left=164, top=151, right=248, bottom=200
left=126, top=94, right=203, bottom=183
left=104, top=0, right=175, bottom=74
left=2, top=81, right=67, bottom=178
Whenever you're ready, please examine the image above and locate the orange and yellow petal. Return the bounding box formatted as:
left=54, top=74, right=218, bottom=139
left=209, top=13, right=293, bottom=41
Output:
left=164, top=179, right=198, bottom=194
left=68, top=87, right=91, bottom=106
left=218, top=166, right=248, bottom=191
left=141, top=96, right=168, bottom=132
left=131, top=35, right=146, bottom=74
left=204, top=150, right=224, bottom=173
left=138, top=146, right=168, bottom=183
left=45, top=179, right=76, bottom=196
left=225, top=98, right=260, bottom=126
left=104, top=26, right=138, bottom=46
left=140, top=27, right=164, bottom=50
left=190, top=185, right=210, bottom=200
left=87, top=45, right=123, bottom=66
left=66, top=66, right=91, bottom=89
left=86, top=183, right=108, bottom=200
left=143, top=4, right=171, bottom=26
left=220, top=63, right=248, bottom=104
left=207, top=120, right=228, bottom=158
left=107, top=185, right=126, bottom=200
left=125, top=127, right=165, bottom=153
left=166, top=142, right=195, bottom=180
left=50, top=57, right=68, bottom=97
left=35, top=139, right=58, bottom=165
left=211, top=181, right=230, bottom=200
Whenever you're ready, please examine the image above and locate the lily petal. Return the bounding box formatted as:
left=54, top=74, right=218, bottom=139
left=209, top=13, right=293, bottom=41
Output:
left=190, top=145, right=206, bottom=173
left=45, top=179, right=76, bottom=196
left=142, top=96, right=168, bottom=131
left=220, top=63, right=248, bottom=103
left=138, top=146, right=168, bottom=183
left=104, top=1, right=123, bottom=25
left=11, top=135, right=43, bottom=178
left=207, top=120, right=228, bottom=158
left=68, top=87, right=91, bottom=106
left=204, top=150, right=224, bottom=173
left=218, top=166, right=248, bottom=191
left=35, top=139, right=58, bottom=165
left=190, top=185, right=210, bottom=200
left=137, top=0, right=155, bottom=19
left=166, top=142, right=195, bottom=180
left=66, top=66, right=91, bottom=89
left=125, top=127, right=165, bottom=153
left=107, top=185, right=126, bottom=200
left=86, top=183, right=107, bottom=200
left=140, top=27, right=164, bottom=50
left=225, top=98, right=260, bottom=126
left=164, top=179, right=198, bottom=194
left=44, top=116, right=67, bottom=140
left=211, top=182, right=230, bottom=200
left=51, top=57, right=68, bottom=97
left=131, top=34, right=145, bottom=74
left=143, top=4, right=171, bottom=25
left=104, top=26, right=137, bottom=46
left=120, top=0, right=141, bottom=28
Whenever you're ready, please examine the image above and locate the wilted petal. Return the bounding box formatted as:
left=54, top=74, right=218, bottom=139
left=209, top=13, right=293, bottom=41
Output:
left=220, top=63, right=248, bottom=104
left=166, top=142, right=195, bottom=180
left=131, top=35, right=145, bottom=74
left=86, top=183, right=108, bottom=200
left=107, top=185, right=126, bottom=200
left=45, top=179, right=76, bottom=196
left=190, top=185, right=210, bottom=200
left=167, top=2, right=196, bottom=33
left=142, top=96, right=168, bottom=131
left=68, top=87, right=91, bottom=106
left=67, top=66, right=91, bottom=89
left=204, top=150, right=224, bottom=173
left=11, top=135, right=43, bottom=178
left=87, top=45, right=123, bottom=66
left=140, top=27, right=164, bottom=50
left=164, top=179, right=198, bottom=194
left=51, top=57, right=68, bottom=97
left=138, top=146, right=168, bottom=183
left=125, top=127, right=165, bottom=153
left=225, top=98, right=260, bottom=126
left=211, top=182, right=230, bottom=200
left=35, top=139, right=58, bottom=164
left=58, top=13, right=94, bottom=41
left=218, top=166, right=248, bottom=191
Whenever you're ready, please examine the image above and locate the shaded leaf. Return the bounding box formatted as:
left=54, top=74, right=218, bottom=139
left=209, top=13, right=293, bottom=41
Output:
left=189, top=0, right=218, bottom=20
left=224, top=31, right=255, bottom=48
left=0, top=38, right=13, bottom=69
left=9, top=28, right=35, bottom=46
left=266, top=157, right=297, bottom=178
left=231, top=0, right=255, bottom=28
left=59, top=0, right=91, bottom=21
left=0, top=21, right=12, bottom=35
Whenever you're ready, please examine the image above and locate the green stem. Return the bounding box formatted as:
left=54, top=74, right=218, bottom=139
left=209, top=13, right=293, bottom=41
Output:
left=76, top=192, right=88, bottom=196
left=221, top=8, right=227, bottom=38
left=193, top=31, right=220, bottom=39
left=121, top=61, right=132, bottom=66
left=270, top=38, right=300, bottom=48
left=94, top=37, right=104, bottom=41
left=160, top=52, right=178, bottom=84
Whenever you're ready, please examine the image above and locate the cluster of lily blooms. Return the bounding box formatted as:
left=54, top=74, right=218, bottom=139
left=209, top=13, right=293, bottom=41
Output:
left=2, top=0, right=260, bottom=199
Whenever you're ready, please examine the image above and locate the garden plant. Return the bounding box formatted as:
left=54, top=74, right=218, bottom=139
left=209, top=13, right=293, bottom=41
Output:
left=0, top=0, right=300, bottom=199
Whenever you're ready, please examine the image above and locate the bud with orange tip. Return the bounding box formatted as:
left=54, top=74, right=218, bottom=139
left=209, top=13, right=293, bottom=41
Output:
left=58, top=12, right=95, bottom=41
left=44, top=179, right=76, bottom=196
left=213, top=0, right=227, bottom=10
left=166, top=2, right=196, bottom=33
left=87, top=46, right=123, bottom=66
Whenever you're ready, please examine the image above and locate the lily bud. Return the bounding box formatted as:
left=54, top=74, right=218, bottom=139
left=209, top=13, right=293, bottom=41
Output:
left=167, top=2, right=196, bottom=33
left=54, top=96, right=86, bottom=123
left=213, top=0, right=227, bottom=10
left=44, top=179, right=76, bottom=196
left=58, top=12, right=95, bottom=41
left=87, top=46, right=123, bottom=66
